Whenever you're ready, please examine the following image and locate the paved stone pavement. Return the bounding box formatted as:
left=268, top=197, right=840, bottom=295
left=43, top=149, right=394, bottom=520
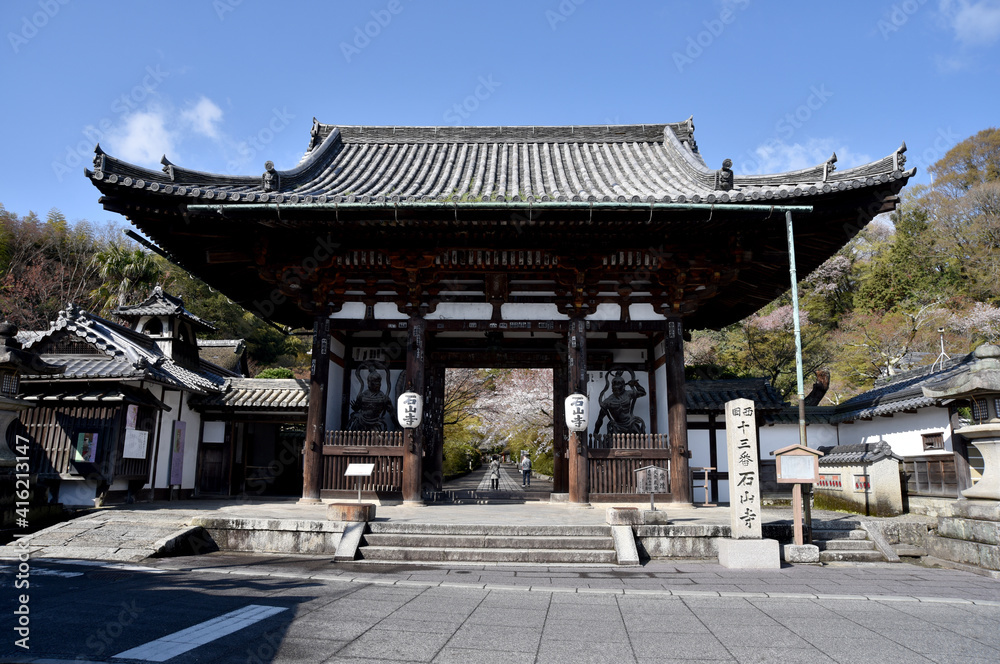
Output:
left=4, top=554, right=999, bottom=663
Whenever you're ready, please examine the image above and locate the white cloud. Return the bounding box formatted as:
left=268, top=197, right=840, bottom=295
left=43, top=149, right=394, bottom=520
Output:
left=180, top=97, right=224, bottom=139
left=107, top=109, right=175, bottom=165
left=940, top=0, right=1000, bottom=46
left=739, top=138, right=871, bottom=176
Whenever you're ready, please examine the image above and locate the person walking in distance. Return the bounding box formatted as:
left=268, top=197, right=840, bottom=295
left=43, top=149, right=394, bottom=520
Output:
left=520, top=452, right=532, bottom=488
left=489, top=455, right=500, bottom=491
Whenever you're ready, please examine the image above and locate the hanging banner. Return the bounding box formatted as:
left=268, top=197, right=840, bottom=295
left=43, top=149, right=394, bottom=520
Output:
left=169, top=421, right=186, bottom=486
left=125, top=404, right=139, bottom=430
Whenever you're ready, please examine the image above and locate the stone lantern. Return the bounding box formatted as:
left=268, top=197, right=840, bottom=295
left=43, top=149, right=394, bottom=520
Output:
left=922, top=344, right=1000, bottom=500
left=0, top=322, right=63, bottom=467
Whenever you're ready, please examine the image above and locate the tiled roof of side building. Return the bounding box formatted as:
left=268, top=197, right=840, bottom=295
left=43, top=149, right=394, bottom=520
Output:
left=19, top=304, right=226, bottom=394
left=113, top=285, right=216, bottom=332
left=831, top=354, right=972, bottom=423
left=189, top=378, right=309, bottom=411
left=87, top=118, right=912, bottom=207
left=817, top=441, right=901, bottom=464
left=685, top=377, right=787, bottom=414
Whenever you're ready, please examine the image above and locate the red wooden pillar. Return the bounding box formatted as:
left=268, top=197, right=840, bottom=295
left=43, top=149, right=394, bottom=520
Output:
left=567, top=317, right=589, bottom=504
left=665, top=317, right=692, bottom=503
left=552, top=363, right=568, bottom=493
left=402, top=316, right=426, bottom=504
left=300, top=313, right=329, bottom=504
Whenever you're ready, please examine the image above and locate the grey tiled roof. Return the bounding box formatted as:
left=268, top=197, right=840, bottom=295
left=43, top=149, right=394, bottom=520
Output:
left=113, top=286, right=216, bottom=332
left=685, top=378, right=786, bottom=413
left=189, top=378, right=308, bottom=411
left=197, top=339, right=246, bottom=376
left=88, top=119, right=912, bottom=206
left=19, top=304, right=226, bottom=395
left=817, top=441, right=900, bottom=465
left=832, top=354, right=972, bottom=423
left=20, top=383, right=170, bottom=410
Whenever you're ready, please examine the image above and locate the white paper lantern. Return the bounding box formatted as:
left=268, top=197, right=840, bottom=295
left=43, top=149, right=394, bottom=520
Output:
left=564, top=393, right=589, bottom=432
left=397, top=391, right=423, bottom=429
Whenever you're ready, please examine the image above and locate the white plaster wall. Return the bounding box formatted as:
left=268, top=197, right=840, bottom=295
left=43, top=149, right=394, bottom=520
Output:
left=329, top=303, right=366, bottom=319
left=373, top=303, right=407, bottom=319
left=587, top=303, right=621, bottom=321
left=178, top=393, right=201, bottom=490
left=759, top=423, right=839, bottom=459
left=837, top=408, right=953, bottom=458
left=501, top=303, right=568, bottom=320
left=153, top=388, right=180, bottom=489
left=426, top=303, right=493, bottom=320
left=628, top=304, right=665, bottom=321
left=654, top=365, right=668, bottom=438
left=327, top=334, right=346, bottom=431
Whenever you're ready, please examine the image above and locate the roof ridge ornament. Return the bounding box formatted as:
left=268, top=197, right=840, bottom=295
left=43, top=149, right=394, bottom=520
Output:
left=262, top=161, right=279, bottom=192
left=714, top=159, right=734, bottom=191
left=308, top=117, right=321, bottom=151
left=93, top=144, right=105, bottom=173
left=161, top=155, right=175, bottom=181
left=893, top=142, right=907, bottom=172
left=823, top=153, right=837, bottom=181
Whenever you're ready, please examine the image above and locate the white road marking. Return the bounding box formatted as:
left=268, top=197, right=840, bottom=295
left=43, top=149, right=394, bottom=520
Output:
left=112, top=604, right=287, bottom=662
left=0, top=565, right=83, bottom=578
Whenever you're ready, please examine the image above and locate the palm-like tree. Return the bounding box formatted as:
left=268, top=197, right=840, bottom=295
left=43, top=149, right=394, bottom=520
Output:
left=90, top=242, right=166, bottom=314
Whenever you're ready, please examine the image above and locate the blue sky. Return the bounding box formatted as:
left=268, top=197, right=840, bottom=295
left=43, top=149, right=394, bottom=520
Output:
left=2, top=0, right=998, bottom=227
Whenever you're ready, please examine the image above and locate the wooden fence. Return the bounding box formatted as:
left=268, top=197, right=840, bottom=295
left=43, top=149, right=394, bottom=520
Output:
left=587, top=433, right=670, bottom=500
left=902, top=454, right=959, bottom=498
left=322, top=430, right=404, bottom=494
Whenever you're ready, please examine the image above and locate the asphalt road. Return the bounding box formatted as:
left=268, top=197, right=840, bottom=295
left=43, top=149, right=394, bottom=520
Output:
left=3, top=554, right=1000, bottom=663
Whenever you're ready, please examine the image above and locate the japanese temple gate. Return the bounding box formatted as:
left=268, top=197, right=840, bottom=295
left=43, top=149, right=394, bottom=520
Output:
left=87, top=119, right=912, bottom=504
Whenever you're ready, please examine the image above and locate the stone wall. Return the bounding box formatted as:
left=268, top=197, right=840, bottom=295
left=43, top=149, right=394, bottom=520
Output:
left=813, top=458, right=903, bottom=516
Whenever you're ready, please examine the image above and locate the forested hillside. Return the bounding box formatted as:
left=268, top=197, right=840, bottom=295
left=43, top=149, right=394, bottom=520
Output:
left=0, top=206, right=307, bottom=376
left=688, top=128, right=1000, bottom=403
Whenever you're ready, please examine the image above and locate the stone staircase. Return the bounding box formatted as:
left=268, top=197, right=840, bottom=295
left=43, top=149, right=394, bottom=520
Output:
left=435, top=489, right=551, bottom=504
left=357, top=523, right=617, bottom=564
left=813, top=521, right=886, bottom=563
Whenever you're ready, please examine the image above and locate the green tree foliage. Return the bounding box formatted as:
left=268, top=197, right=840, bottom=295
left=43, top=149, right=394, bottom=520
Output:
left=91, top=242, right=168, bottom=315
left=255, top=367, right=294, bottom=379
left=157, top=256, right=308, bottom=374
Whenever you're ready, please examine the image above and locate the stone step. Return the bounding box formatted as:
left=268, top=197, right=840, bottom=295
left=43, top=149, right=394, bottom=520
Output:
left=819, top=550, right=886, bottom=563
left=813, top=528, right=869, bottom=541
left=359, top=546, right=618, bottom=564
left=366, top=523, right=612, bottom=537
left=893, top=544, right=927, bottom=558
left=822, top=539, right=875, bottom=551
left=363, top=533, right=613, bottom=550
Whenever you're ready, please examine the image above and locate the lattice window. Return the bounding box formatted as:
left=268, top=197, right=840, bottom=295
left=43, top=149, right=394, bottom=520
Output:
left=922, top=432, right=944, bottom=451
left=971, top=398, right=991, bottom=423
left=854, top=474, right=871, bottom=492
left=0, top=371, right=18, bottom=397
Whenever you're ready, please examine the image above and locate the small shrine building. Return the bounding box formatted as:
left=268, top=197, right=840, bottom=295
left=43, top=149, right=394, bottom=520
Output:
left=86, top=118, right=912, bottom=505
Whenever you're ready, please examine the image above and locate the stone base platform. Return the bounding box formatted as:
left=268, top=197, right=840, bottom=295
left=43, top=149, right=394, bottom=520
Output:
left=926, top=500, right=1000, bottom=576
left=718, top=538, right=781, bottom=569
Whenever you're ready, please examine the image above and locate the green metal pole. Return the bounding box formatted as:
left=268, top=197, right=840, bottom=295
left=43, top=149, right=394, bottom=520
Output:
left=785, top=210, right=807, bottom=448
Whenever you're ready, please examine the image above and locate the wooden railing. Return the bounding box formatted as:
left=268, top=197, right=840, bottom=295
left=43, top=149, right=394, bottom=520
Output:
left=322, top=430, right=404, bottom=494
left=586, top=433, right=671, bottom=499
left=902, top=454, right=959, bottom=498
